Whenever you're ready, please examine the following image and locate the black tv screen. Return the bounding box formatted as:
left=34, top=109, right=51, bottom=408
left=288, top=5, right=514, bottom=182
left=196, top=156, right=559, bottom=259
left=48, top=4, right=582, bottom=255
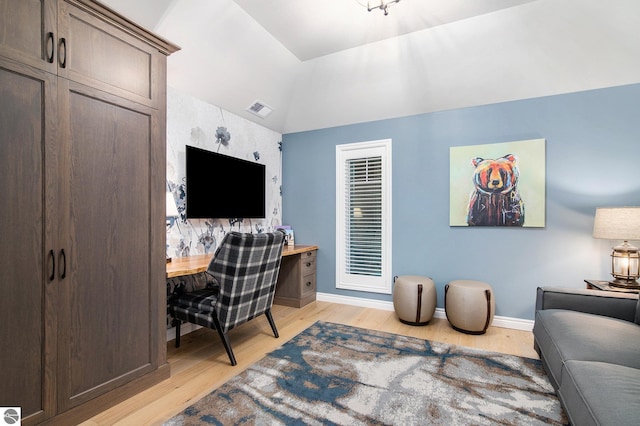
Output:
left=186, top=145, right=266, bottom=219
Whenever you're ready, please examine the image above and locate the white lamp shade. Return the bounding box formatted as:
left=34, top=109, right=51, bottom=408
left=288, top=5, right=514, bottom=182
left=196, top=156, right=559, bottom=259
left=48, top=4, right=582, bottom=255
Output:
left=166, top=192, right=179, bottom=218
left=593, top=207, right=640, bottom=241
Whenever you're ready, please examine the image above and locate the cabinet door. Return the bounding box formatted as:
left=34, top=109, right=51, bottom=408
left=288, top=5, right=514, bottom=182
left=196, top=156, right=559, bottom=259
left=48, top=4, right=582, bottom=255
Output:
left=56, top=79, right=165, bottom=410
left=57, top=0, right=163, bottom=108
left=0, top=58, right=58, bottom=425
left=0, top=0, right=57, bottom=73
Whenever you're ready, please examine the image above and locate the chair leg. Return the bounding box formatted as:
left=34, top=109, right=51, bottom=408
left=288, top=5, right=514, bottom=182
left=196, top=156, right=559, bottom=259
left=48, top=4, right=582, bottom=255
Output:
left=211, top=314, right=237, bottom=366
left=217, top=330, right=237, bottom=366
left=265, top=309, right=279, bottom=338
left=175, top=320, right=181, bottom=348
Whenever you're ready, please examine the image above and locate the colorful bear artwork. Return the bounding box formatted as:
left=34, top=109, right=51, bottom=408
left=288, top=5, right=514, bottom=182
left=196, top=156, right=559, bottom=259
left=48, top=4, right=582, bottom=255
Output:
left=466, top=154, right=524, bottom=226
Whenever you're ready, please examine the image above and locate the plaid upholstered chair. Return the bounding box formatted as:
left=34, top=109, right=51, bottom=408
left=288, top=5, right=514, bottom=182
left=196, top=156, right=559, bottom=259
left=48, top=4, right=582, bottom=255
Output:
left=170, top=231, right=286, bottom=366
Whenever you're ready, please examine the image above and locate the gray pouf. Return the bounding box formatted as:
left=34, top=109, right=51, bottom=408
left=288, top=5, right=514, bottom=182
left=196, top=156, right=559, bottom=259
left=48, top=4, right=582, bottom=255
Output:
left=445, top=279, right=495, bottom=334
left=393, top=275, right=436, bottom=326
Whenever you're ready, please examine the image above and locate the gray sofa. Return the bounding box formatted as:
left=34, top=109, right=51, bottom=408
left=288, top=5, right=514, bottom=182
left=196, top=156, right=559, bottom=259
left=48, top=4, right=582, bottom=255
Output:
left=533, top=286, right=640, bottom=425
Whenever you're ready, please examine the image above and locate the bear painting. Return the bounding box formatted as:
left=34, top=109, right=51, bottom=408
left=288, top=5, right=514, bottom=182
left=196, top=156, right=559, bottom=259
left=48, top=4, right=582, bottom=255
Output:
left=466, top=154, right=524, bottom=226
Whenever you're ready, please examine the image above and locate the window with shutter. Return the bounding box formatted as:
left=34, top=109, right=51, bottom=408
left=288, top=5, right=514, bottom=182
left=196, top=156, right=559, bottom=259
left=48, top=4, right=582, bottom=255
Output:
left=336, top=139, right=392, bottom=294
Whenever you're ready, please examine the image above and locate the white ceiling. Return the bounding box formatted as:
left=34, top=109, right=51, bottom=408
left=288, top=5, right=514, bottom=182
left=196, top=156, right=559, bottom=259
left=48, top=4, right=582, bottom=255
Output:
left=101, top=0, right=640, bottom=134
left=232, top=0, right=537, bottom=61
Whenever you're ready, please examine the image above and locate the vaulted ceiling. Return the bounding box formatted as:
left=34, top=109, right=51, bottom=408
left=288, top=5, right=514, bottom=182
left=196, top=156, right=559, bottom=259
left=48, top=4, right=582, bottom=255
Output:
left=101, top=0, right=640, bottom=134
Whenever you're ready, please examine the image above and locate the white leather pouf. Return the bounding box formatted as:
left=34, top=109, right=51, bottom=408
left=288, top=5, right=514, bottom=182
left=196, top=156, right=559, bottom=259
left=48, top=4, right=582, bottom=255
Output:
left=393, top=275, right=436, bottom=326
left=445, top=280, right=495, bottom=334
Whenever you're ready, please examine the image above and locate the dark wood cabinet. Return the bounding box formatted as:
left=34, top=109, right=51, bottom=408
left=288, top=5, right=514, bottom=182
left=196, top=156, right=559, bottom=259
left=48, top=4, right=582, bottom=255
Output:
left=0, top=55, right=58, bottom=426
left=0, top=1, right=178, bottom=424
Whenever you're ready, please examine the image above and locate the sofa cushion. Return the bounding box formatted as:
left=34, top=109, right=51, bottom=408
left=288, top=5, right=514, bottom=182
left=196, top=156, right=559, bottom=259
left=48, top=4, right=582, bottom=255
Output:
left=534, top=309, right=640, bottom=387
left=559, top=360, right=640, bottom=426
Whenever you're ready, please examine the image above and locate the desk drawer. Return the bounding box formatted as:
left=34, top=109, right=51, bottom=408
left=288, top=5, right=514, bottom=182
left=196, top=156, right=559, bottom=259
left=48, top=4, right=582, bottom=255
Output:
left=301, top=273, right=316, bottom=299
left=302, top=253, right=316, bottom=275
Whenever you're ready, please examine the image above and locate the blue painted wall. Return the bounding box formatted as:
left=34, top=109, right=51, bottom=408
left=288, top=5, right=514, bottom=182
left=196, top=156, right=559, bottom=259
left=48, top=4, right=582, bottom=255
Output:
left=282, top=84, right=640, bottom=320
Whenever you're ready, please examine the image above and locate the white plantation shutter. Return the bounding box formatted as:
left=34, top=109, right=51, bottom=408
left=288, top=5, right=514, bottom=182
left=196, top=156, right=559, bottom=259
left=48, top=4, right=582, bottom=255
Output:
left=336, top=140, right=392, bottom=294
left=345, top=156, right=382, bottom=276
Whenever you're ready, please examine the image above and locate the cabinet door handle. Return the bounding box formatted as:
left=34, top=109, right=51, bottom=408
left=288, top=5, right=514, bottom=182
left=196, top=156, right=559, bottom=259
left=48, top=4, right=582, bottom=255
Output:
left=46, top=32, right=55, bottom=63
left=60, top=249, right=67, bottom=279
left=306, top=281, right=312, bottom=287
left=48, top=249, right=55, bottom=281
left=306, top=262, right=311, bottom=267
left=58, top=37, right=67, bottom=68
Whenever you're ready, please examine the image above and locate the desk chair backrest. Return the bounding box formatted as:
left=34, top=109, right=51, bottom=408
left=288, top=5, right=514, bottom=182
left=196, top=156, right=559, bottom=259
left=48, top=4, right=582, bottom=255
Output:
left=207, top=230, right=285, bottom=333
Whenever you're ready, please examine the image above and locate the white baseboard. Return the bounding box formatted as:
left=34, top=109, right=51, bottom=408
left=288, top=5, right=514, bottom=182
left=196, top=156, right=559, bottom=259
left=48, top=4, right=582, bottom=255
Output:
left=166, top=293, right=534, bottom=342
left=166, top=322, right=201, bottom=342
left=316, top=292, right=533, bottom=331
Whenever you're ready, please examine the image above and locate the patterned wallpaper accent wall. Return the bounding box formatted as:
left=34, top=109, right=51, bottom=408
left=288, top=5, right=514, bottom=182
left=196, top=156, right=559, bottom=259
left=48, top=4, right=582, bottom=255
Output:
left=165, top=88, right=283, bottom=332
left=166, top=87, right=283, bottom=259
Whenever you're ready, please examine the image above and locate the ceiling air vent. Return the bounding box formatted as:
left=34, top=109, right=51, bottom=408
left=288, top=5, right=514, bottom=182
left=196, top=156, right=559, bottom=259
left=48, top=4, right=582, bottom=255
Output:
left=246, top=100, right=273, bottom=118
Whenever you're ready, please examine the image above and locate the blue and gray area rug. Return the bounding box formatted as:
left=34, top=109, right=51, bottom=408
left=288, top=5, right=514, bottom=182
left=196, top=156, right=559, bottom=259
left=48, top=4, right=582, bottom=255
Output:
left=165, top=321, right=567, bottom=425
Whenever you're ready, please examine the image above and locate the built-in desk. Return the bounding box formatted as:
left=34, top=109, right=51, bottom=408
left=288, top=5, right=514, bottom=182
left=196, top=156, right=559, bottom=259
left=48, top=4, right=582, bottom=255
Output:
left=166, top=244, right=319, bottom=307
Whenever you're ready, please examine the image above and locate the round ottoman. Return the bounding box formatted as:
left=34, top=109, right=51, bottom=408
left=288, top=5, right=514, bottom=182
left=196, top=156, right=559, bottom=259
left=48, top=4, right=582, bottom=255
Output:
left=393, top=275, right=436, bottom=326
left=445, top=280, right=495, bottom=334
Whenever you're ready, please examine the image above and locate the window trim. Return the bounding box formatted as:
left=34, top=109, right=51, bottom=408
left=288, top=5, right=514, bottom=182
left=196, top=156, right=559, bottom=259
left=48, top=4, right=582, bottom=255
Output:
left=335, top=139, right=392, bottom=294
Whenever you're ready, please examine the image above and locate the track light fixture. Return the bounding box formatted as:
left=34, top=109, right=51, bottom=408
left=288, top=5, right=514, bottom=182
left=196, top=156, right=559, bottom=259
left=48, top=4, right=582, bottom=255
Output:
left=358, top=0, right=401, bottom=16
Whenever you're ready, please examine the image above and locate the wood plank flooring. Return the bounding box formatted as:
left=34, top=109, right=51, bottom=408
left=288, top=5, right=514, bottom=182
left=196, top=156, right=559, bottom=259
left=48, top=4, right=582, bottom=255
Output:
left=81, top=301, right=537, bottom=425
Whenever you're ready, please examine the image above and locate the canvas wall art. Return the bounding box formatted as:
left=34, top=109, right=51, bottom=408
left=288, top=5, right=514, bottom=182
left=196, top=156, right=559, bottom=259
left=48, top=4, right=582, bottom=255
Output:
left=450, top=138, right=545, bottom=227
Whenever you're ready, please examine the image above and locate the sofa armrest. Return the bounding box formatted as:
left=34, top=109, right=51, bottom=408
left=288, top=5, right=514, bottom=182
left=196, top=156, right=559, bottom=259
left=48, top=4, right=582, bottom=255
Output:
left=536, top=286, right=639, bottom=322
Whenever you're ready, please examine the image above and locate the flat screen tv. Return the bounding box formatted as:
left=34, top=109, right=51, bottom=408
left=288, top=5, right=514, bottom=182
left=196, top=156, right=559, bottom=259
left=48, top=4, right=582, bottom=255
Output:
left=185, top=145, right=266, bottom=219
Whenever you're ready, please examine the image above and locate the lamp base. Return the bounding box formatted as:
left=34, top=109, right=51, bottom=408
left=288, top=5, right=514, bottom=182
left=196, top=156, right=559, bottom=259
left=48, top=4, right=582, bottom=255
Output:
left=609, top=279, right=640, bottom=290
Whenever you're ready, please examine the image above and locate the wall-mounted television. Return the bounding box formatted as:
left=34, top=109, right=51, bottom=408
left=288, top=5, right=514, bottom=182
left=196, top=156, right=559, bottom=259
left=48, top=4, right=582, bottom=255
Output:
left=185, top=145, right=266, bottom=219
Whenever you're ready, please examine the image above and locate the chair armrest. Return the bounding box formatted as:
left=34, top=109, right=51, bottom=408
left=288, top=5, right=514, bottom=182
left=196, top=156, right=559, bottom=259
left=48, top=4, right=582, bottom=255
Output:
left=536, top=286, right=639, bottom=323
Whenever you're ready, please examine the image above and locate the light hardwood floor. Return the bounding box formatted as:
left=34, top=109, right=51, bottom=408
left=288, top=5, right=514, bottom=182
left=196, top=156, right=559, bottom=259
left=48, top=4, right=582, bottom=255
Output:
left=81, top=301, right=537, bottom=425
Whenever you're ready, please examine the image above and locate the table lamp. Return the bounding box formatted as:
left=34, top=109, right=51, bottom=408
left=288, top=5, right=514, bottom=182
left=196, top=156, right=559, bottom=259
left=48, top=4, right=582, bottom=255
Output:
left=592, top=207, right=640, bottom=289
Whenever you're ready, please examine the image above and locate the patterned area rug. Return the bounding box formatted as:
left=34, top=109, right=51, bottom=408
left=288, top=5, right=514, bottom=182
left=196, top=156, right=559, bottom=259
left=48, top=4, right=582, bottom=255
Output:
left=165, top=321, right=567, bottom=425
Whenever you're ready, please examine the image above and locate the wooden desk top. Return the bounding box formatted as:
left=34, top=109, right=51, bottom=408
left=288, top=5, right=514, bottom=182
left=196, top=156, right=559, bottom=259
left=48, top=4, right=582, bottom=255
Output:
left=166, top=244, right=319, bottom=278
